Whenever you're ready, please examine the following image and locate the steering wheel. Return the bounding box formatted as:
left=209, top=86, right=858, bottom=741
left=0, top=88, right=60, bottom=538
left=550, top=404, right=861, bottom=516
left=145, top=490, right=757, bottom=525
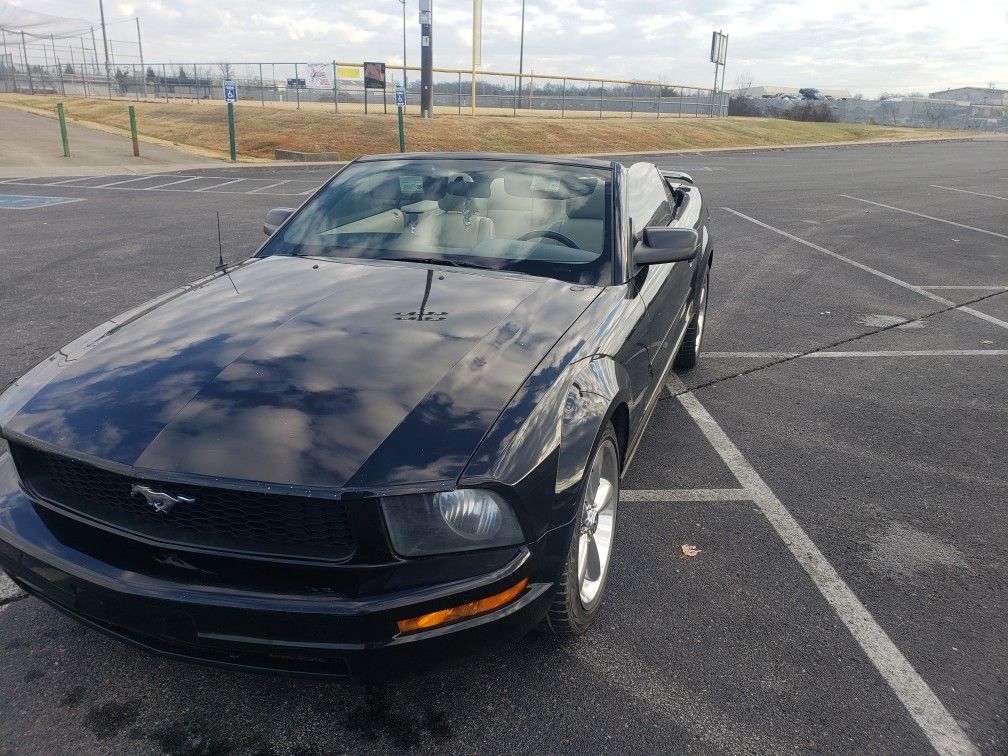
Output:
left=516, top=229, right=579, bottom=248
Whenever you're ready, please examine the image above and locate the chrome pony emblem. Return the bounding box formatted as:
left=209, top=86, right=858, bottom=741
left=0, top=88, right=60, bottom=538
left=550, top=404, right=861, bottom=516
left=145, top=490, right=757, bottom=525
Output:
left=130, top=484, right=194, bottom=514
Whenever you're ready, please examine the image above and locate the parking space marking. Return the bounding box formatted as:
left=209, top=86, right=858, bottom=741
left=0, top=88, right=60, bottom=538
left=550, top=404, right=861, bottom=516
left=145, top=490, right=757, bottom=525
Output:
left=917, top=285, right=1008, bottom=290
left=196, top=178, right=246, bottom=191
left=669, top=379, right=980, bottom=756
left=246, top=180, right=292, bottom=194
left=839, top=194, right=1008, bottom=241
left=724, top=208, right=1008, bottom=331
left=44, top=176, right=98, bottom=186
left=92, top=175, right=160, bottom=189
left=929, top=185, right=1008, bottom=202
left=143, top=176, right=200, bottom=190
left=0, top=195, right=84, bottom=209
left=706, top=350, right=1008, bottom=358
left=621, top=488, right=751, bottom=502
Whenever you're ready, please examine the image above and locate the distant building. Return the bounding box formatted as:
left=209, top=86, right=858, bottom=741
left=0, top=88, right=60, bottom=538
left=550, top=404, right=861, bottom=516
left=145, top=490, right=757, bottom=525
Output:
left=929, top=87, right=1008, bottom=106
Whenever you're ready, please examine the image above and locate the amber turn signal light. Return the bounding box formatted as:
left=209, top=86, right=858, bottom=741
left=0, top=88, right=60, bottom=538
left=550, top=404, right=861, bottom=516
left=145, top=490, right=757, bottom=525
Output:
left=397, top=578, right=529, bottom=634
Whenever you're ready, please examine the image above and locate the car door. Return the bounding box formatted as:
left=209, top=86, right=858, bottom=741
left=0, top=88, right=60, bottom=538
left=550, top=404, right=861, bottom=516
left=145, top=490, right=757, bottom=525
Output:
left=626, top=163, right=694, bottom=378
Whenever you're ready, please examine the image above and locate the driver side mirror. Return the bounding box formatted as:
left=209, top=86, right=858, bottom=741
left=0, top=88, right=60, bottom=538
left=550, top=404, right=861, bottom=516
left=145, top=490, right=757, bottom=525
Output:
left=633, top=228, right=699, bottom=265
left=264, top=208, right=295, bottom=236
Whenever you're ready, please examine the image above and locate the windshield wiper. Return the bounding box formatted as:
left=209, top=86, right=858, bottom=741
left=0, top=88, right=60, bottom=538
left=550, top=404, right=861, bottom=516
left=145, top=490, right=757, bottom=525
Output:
left=383, top=256, right=492, bottom=270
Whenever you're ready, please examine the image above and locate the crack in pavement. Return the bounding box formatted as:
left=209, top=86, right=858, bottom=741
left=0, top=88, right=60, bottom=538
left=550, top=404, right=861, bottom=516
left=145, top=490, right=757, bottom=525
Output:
left=662, top=288, right=1007, bottom=401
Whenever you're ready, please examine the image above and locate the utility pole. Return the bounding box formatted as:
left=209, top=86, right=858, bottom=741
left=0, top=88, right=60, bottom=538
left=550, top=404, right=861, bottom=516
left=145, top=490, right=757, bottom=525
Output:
left=471, top=0, right=481, bottom=116
left=98, top=0, right=111, bottom=96
left=419, top=0, right=433, bottom=118
left=517, top=0, right=525, bottom=109
left=91, top=26, right=109, bottom=98
left=399, top=0, right=407, bottom=96
left=21, top=31, right=33, bottom=94
left=136, top=17, right=146, bottom=99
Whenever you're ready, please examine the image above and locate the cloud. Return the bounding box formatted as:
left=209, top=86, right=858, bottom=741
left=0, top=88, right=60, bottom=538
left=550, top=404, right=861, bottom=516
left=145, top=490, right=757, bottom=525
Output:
left=22, top=0, right=1008, bottom=94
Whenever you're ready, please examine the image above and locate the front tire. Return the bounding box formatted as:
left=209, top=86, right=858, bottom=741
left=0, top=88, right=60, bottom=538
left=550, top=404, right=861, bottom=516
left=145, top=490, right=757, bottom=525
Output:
left=674, top=265, right=710, bottom=371
left=545, top=423, right=620, bottom=637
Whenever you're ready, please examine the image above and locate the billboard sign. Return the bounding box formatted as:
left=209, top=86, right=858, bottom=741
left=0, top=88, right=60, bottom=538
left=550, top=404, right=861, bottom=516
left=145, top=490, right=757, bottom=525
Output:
left=307, top=63, right=333, bottom=89
left=286, top=77, right=306, bottom=90
left=710, top=31, right=728, bottom=65
left=363, top=62, right=386, bottom=89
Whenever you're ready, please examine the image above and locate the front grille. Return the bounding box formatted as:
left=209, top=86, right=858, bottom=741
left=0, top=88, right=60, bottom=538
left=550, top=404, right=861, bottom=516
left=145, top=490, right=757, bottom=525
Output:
left=10, top=444, right=355, bottom=561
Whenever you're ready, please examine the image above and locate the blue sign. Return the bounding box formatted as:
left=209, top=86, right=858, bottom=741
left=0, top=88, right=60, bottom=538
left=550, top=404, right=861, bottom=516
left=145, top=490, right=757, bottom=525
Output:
left=395, top=87, right=406, bottom=107
left=223, top=81, right=237, bottom=103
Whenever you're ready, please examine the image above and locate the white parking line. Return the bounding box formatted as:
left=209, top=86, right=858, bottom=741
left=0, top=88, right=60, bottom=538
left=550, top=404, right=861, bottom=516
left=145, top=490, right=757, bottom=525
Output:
left=670, top=381, right=980, bottom=756
left=246, top=180, right=291, bottom=194
left=91, top=175, right=159, bottom=189
left=621, top=488, right=751, bottom=502
left=929, top=185, right=1008, bottom=202
left=142, top=176, right=200, bottom=190
left=43, top=176, right=97, bottom=185
left=839, top=194, right=1008, bottom=241
left=706, top=350, right=1008, bottom=358
left=917, top=285, right=1008, bottom=290
left=195, top=178, right=246, bottom=192
left=723, top=208, right=1008, bottom=331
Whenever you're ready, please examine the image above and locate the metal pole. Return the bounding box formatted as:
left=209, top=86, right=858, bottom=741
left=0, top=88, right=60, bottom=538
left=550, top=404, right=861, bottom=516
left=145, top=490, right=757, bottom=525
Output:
left=470, top=0, right=478, bottom=116
left=79, top=37, right=88, bottom=96
left=718, top=36, right=729, bottom=116
left=56, top=102, right=70, bottom=156
left=227, top=101, right=236, bottom=161
left=21, top=31, right=33, bottom=94
left=630, top=82, right=635, bottom=117
left=400, top=0, right=407, bottom=95
left=458, top=72, right=462, bottom=114
left=193, top=64, right=197, bottom=101
left=331, top=61, right=336, bottom=113
left=1, top=29, right=11, bottom=93
left=420, top=4, right=433, bottom=118
left=136, top=18, right=147, bottom=100
left=517, top=0, right=525, bottom=109
left=98, top=0, right=112, bottom=97
left=294, top=62, right=300, bottom=108
left=561, top=77, right=565, bottom=118
left=129, top=104, right=139, bottom=156
left=261, top=63, right=265, bottom=107
left=69, top=46, right=77, bottom=95
left=162, top=63, right=167, bottom=102
left=599, top=80, right=604, bottom=118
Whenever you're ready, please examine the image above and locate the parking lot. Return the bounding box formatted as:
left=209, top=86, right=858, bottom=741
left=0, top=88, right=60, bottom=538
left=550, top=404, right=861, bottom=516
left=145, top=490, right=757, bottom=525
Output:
left=0, top=139, right=1005, bottom=755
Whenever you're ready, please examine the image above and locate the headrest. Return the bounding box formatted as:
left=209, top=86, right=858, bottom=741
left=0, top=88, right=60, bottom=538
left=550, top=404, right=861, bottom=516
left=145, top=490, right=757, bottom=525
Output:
left=566, top=182, right=605, bottom=220
left=488, top=179, right=532, bottom=211
left=439, top=192, right=466, bottom=211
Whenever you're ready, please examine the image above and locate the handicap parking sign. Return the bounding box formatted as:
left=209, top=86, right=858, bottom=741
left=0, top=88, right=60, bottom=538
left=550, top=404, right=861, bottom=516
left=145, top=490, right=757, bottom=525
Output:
left=395, top=87, right=406, bottom=107
left=223, top=81, right=237, bottom=103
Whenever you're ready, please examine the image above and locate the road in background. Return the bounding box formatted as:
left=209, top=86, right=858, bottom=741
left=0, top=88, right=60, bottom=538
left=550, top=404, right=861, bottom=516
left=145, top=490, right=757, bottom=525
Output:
left=0, top=139, right=1005, bottom=755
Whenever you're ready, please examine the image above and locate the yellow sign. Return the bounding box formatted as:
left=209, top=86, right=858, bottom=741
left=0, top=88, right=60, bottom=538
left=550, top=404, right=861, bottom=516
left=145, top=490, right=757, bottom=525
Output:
left=337, top=66, right=361, bottom=80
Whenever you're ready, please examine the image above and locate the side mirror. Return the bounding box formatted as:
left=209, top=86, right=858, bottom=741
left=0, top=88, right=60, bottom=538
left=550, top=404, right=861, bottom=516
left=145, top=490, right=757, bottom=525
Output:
left=264, top=208, right=295, bottom=236
left=633, top=228, right=699, bottom=265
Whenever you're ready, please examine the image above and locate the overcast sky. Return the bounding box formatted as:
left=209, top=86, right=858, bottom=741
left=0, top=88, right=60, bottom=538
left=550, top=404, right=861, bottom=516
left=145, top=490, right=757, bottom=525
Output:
left=10, top=1, right=1008, bottom=95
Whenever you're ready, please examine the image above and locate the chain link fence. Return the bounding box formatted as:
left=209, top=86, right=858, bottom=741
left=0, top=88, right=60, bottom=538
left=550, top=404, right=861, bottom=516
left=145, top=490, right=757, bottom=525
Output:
left=0, top=57, right=729, bottom=119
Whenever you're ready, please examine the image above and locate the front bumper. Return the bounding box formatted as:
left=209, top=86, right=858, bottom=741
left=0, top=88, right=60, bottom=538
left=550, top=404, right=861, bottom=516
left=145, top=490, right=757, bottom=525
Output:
left=0, top=454, right=563, bottom=681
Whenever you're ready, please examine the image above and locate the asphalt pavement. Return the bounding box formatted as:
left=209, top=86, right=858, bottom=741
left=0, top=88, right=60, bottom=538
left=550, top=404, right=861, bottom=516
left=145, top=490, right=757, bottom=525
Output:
left=0, top=138, right=1005, bottom=755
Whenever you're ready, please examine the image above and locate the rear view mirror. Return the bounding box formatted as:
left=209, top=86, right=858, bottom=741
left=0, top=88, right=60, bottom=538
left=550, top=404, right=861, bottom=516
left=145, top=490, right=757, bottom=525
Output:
left=633, top=228, right=698, bottom=265
left=264, top=208, right=295, bottom=236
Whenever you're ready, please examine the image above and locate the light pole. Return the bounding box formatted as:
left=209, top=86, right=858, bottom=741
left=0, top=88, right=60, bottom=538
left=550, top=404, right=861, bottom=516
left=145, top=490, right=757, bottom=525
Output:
left=399, top=0, right=407, bottom=95
left=517, top=0, right=526, bottom=109
left=98, top=0, right=111, bottom=96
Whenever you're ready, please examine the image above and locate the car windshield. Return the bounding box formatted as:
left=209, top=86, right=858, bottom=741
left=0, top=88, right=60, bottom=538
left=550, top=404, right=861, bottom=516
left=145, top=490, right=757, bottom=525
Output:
left=258, top=158, right=613, bottom=286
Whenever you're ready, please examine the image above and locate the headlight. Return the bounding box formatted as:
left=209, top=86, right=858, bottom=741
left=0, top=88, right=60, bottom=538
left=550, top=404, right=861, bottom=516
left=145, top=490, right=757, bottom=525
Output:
left=380, top=489, right=524, bottom=557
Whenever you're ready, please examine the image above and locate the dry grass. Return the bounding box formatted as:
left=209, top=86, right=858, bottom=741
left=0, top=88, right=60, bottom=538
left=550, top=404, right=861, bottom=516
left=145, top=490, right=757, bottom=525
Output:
left=1, top=94, right=973, bottom=162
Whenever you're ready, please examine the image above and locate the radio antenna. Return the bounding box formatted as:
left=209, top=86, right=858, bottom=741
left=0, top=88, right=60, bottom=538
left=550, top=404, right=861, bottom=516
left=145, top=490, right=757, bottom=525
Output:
left=215, top=211, right=225, bottom=271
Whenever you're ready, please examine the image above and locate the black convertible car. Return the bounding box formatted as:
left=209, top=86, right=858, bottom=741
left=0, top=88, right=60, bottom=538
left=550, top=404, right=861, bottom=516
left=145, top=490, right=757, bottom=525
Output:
left=0, top=153, right=712, bottom=679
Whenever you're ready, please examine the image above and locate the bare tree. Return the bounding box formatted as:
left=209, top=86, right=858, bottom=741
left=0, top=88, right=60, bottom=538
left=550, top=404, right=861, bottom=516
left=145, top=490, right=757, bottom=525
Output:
left=217, top=62, right=233, bottom=80
left=734, top=70, right=754, bottom=96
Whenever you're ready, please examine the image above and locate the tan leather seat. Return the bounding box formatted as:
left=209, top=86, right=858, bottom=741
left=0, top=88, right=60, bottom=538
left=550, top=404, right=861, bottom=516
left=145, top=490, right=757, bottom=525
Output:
left=550, top=182, right=605, bottom=254
left=487, top=179, right=533, bottom=239
left=412, top=192, right=495, bottom=248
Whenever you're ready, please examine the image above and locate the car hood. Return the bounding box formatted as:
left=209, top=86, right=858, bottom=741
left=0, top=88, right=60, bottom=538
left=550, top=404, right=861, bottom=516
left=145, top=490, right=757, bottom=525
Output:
left=1, top=256, right=598, bottom=491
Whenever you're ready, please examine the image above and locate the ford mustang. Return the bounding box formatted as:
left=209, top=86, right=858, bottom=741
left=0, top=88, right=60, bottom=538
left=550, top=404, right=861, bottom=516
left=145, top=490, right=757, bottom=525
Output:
left=0, top=153, right=712, bottom=679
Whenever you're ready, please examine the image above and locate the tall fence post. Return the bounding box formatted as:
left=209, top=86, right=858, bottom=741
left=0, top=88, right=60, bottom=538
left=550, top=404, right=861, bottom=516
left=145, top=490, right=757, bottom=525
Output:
left=294, top=63, right=300, bottom=109
left=657, top=86, right=661, bottom=118
left=162, top=63, right=168, bottom=103
left=630, top=82, right=635, bottom=118
left=512, top=75, right=517, bottom=116
left=332, top=61, right=337, bottom=113
left=561, top=78, right=566, bottom=118
left=458, top=72, right=462, bottom=115
left=599, top=81, right=604, bottom=118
